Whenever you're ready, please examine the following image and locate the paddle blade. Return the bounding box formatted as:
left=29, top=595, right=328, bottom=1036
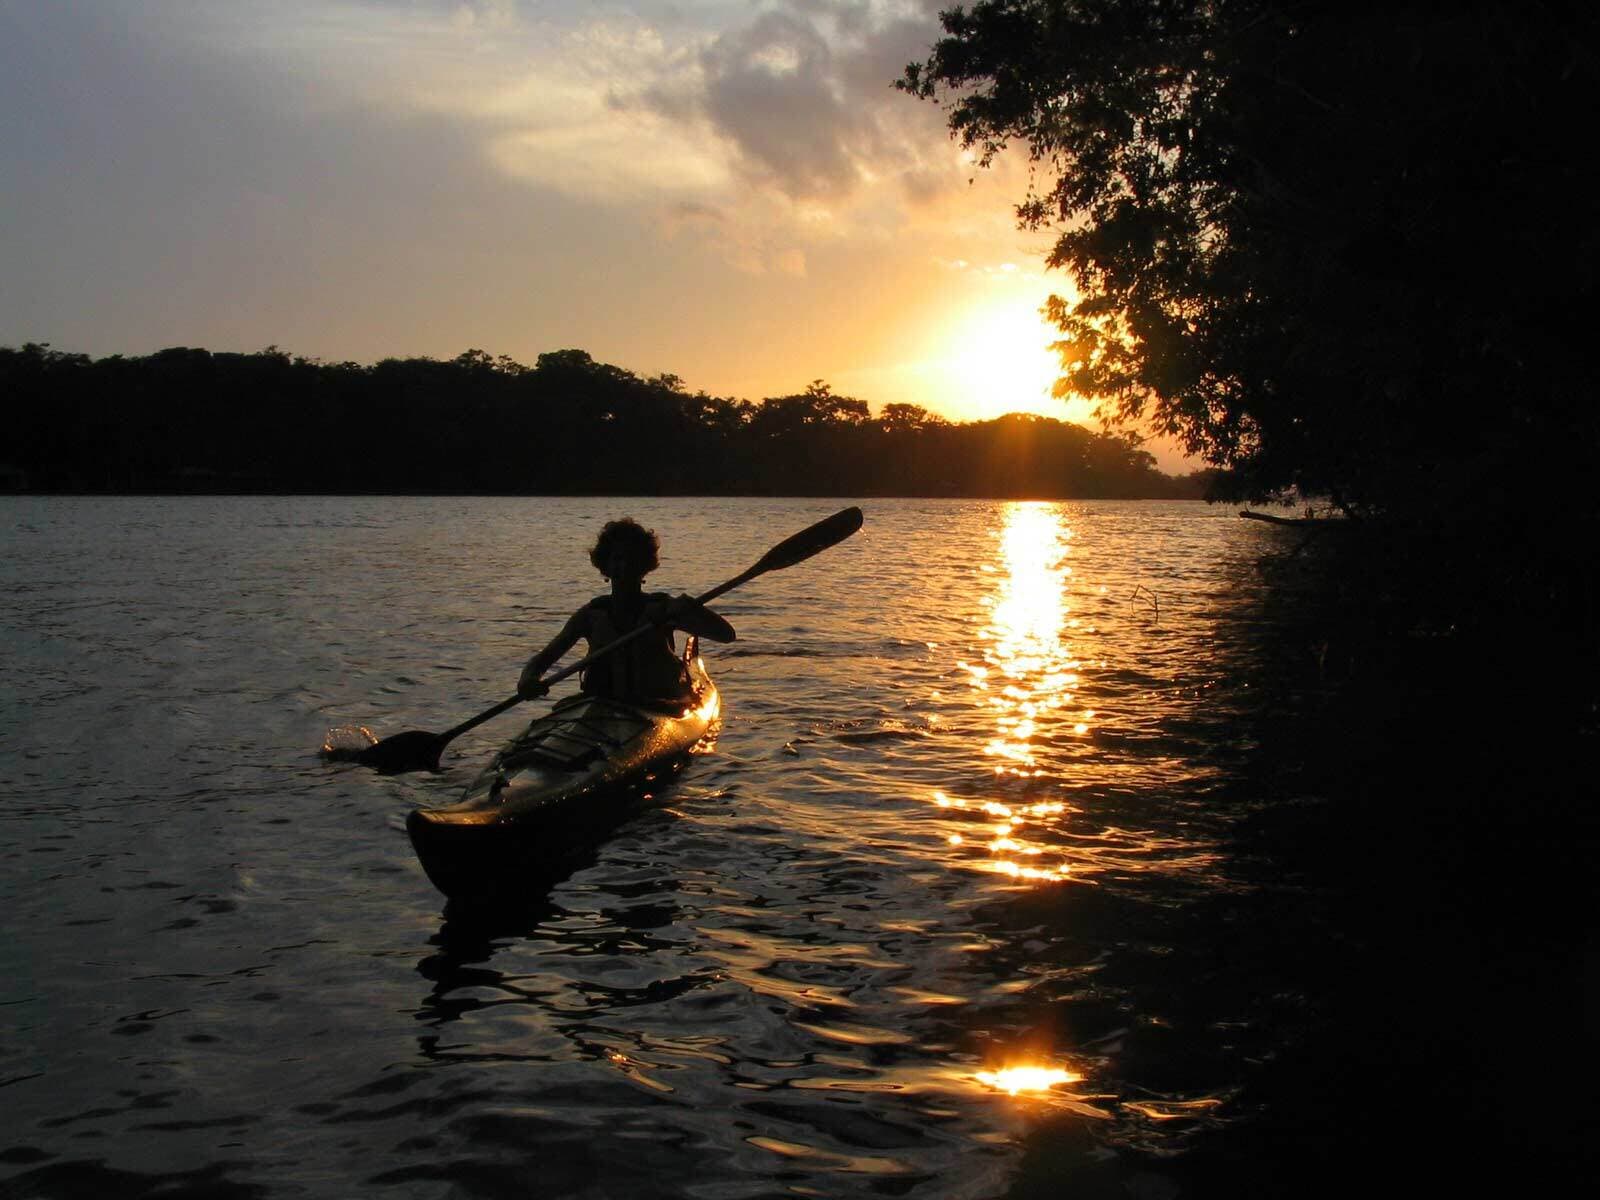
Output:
left=751, top=506, right=863, bottom=576
left=354, top=730, right=447, bottom=775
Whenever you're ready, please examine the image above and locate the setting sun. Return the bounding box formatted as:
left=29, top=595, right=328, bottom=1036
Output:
left=889, top=281, right=1100, bottom=426
left=947, top=299, right=1064, bottom=421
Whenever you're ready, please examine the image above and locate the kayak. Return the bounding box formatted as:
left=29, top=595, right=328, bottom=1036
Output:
left=406, top=647, right=720, bottom=901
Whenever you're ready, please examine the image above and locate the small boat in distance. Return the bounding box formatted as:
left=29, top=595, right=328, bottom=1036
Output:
left=406, top=642, right=720, bottom=902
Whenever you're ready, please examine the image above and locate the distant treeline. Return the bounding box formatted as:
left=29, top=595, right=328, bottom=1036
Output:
left=1, top=343, right=1213, bottom=498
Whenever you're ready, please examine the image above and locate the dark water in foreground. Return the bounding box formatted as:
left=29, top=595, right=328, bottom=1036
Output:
left=2, top=497, right=1587, bottom=1197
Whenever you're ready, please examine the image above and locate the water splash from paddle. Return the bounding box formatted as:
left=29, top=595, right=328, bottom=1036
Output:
left=321, top=724, right=378, bottom=761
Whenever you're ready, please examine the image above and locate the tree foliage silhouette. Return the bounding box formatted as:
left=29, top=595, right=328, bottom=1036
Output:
left=0, top=342, right=1208, bottom=499
left=903, top=1, right=1596, bottom=517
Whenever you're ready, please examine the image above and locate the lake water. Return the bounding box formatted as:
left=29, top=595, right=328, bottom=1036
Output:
left=2, top=496, right=1290, bottom=1198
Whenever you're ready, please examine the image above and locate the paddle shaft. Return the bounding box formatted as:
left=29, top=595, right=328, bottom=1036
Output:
left=436, top=508, right=862, bottom=745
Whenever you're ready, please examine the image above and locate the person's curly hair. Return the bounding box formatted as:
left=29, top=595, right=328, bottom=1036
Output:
left=589, top=518, right=660, bottom=578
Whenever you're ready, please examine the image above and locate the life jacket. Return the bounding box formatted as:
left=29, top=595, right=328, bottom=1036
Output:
left=580, top=594, right=691, bottom=701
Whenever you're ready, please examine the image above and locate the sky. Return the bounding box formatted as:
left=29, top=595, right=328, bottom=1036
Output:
left=1, top=0, right=1193, bottom=468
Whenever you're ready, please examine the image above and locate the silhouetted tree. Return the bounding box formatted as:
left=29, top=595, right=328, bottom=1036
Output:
left=903, top=1, right=1597, bottom=518
left=1, top=342, right=1192, bottom=498
left=879, top=403, right=947, bottom=434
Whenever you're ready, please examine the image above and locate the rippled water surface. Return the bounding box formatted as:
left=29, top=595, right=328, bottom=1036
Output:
left=2, top=496, right=1281, bottom=1198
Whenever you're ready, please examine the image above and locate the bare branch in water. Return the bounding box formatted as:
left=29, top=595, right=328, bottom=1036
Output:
left=1131, top=585, right=1160, bottom=625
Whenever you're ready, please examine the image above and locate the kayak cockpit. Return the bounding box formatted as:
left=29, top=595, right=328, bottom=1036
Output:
left=404, top=652, right=720, bottom=899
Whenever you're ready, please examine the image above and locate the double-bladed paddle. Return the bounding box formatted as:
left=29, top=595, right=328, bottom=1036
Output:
left=353, top=506, right=864, bottom=774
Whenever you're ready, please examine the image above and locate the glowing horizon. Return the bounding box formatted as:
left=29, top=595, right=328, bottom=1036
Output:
left=0, top=2, right=1192, bottom=469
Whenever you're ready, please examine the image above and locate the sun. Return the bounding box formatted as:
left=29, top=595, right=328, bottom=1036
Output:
left=940, top=296, right=1093, bottom=424
left=844, top=279, right=1102, bottom=429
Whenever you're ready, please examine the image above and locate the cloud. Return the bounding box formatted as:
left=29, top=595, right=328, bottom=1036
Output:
left=582, top=0, right=1026, bottom=275
left=0, top=0, right=1132, bottom=452
left=2, top=0, right=1076, bottom=383
left=688, top=10, right=863, bottom=197
left=107, top=1, right=989, bottom=266
left=654, top=193, right=814, bottom=277
left=633, top=1, right=954, bottom=205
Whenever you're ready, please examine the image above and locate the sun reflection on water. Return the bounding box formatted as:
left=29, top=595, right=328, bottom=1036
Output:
left=982, top=503, right=1083, bottom=774
left=975, top=1065, right=1082, bottom=1095
left=937, top=503, right=1090, bottom=883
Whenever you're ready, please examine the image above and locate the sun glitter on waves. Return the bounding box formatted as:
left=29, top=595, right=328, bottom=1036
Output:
left=976, top=1065, right=1082, bottom=1095
left=923, top=504, right=1098, bottom=885
left=982, top=503, right=1089, bottom=776
left=930, top=508, right=1101, bottom=1111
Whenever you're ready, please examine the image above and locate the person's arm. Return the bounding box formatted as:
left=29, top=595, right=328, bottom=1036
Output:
left=661, top=594, right=736, bottom=643
left=518, top=606, right=589, bottom=697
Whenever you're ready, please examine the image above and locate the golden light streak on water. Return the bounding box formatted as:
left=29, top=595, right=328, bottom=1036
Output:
left=982, top=503, right=1083, bottom=775
left=975, top=1065, right=1081, bottom=1095
left=988, top=860, right=1071, bottom=880
left=921, top=506, right=1101, bottom=883
left=934, top=502, right=1092, bottom=884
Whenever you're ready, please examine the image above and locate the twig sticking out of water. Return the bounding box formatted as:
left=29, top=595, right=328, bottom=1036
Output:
left=1131, top=584, right=1160, bottom=625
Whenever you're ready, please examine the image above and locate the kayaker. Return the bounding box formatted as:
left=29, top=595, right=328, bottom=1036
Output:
left=518, top=518, right=735, bottom=704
